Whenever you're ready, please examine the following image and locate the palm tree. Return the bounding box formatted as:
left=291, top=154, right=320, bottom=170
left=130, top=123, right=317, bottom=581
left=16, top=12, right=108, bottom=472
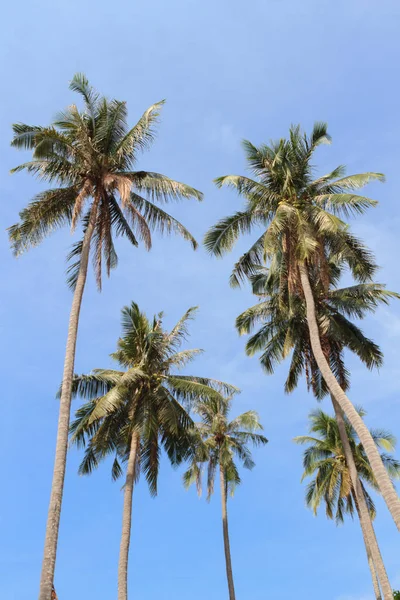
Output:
left=205, top=123, right=400, bottom=530
left=295, top=409, right=400, bottom=598
left=236, top=263, right=399, bottom=599
left=183, top=396, right=268, bottom=600
left=8, top=74, right=202, bottom=600
left=70, top=302, right=238, bottom=600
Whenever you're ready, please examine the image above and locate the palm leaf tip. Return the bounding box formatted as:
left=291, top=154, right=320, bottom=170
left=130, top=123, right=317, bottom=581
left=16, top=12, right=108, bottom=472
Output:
left=311, top=121, right=331, bottom=146
left=213, top=175, right=229, bottom=188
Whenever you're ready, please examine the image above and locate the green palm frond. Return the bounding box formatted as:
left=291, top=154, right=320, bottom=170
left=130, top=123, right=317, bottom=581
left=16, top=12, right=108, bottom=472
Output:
left=167, top=375, right=240, bottom=398
left=207, top=123, right=384, bottom=319
left=162, top=349, right=204, bottom=370
left=166, top=306, right=199, bottom=347
left=8, top=187, right=78, bottom=256
left=315, top=193, right=378, bottom=218
left=69, top=370, right=125, bottom=399
left=204, top=210, right=265, bottom=258
left=9, top=76, right=202, bottom=288
left=70, top=301, right=237, bottom=501
left=184, top=397, right=266, bottom=501
left=114, top=101, right=165, bottom=166
left=165, top=376, right=232, bottom=406
left=130, top=194, right=198, bottom=249
left=229, top=232, right=267, bottom=288
left=128, top=171, right=203, bottom=203
left=295, top=409, right=399, bottom=524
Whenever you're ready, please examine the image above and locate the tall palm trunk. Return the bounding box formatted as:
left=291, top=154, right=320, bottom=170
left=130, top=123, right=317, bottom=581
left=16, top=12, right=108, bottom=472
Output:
left=219, top=464, right=236, bottom=600
left=351, top=490, right=383, bottom=600
left=332, top=397, right=392, bottom=600
left=39, top=195, right=100, bottom=600
left=298, top=263, right=400, bottom=531
left=366, top=542, right=382, bottom=600
left=118, top=430, right=140, bottom=600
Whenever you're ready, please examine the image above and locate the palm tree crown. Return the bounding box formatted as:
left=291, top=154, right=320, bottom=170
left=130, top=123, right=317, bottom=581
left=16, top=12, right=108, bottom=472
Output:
left=236, top=258, right=399, bottom=398
left=70, top=303, right=239, bottom=493
left=204, top=123, right=382, bottom=290
left=9, top=73, right=203, bottom=288
left=294, top=409, right=400, bottom=523
left=184, top=396, right=268, bottom=499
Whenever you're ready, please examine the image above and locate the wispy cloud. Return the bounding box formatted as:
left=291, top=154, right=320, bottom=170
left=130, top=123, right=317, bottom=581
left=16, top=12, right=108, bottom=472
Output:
left=203, top=114, right=239, bottom=153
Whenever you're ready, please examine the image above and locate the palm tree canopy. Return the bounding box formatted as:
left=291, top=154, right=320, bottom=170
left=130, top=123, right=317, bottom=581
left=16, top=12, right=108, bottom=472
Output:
left=183, top=396, right=268, bottom=500
left=236, top=254, right=399, bottom=399
left=205, top=123, right=383, bottom=290
left=294, top=409, right=400, bottom=523
left=70, top=302, right=239, bottom=495
left=9, top=73, right=203, bottom=288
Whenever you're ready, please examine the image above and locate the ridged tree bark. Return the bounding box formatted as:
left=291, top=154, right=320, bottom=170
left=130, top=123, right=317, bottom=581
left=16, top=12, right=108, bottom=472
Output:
left=332, top=397, right=392, bottom=600
left=219, top=463, right=236, bottom=600
left=299, top=263, right=400, bottom=531
left=39, top=195, right=100, bottom=600
left=118, top=430, right=140, bottom=600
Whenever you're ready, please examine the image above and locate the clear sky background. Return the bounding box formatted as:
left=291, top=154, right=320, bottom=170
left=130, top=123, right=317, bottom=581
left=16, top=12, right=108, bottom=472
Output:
left=1, top=1, right=400, bottom=599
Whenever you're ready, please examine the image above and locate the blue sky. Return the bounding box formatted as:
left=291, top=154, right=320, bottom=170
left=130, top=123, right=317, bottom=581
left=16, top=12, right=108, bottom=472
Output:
left=1, top=0, right=400, bottom=598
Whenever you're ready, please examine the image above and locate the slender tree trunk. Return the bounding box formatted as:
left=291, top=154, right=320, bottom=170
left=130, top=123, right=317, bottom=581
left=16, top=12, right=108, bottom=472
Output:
left=39, top=195, right=100, bottom=600
left=332, top=397, right=392, bottom=600
left=299, top=263, right=400, bottom=531
left=351, top=488, right=383, bottom=600
left=219, top=464, right=236, bottom=600
left=366, top=542, right=383, bottom=600
left=118, top=430, right=140, bottom=600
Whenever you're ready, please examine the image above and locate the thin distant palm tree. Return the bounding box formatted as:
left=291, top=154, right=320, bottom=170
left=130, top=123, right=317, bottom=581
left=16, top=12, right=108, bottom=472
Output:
left=8, top=74, right=202, bottom=600
left=183, top=396, right=267, bottom=600
left=237, top=261, right=399, bottom=599
left=70, top=302, right=238, bottom=600
left=295, top=409, right=400, bottom=598
left=205, top=123, right=400, bottom=530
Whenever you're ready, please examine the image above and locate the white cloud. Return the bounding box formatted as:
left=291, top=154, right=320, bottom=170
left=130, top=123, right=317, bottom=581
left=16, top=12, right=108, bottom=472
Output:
left=203, top=114, right=238, bottom=152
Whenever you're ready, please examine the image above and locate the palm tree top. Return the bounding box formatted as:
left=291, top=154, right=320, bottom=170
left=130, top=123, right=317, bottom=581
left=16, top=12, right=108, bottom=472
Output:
left=236, top=253, right=399, bottom=398
left=184, top=396, right=268, bottom=500
left=294, top=408, right=400, bottom=523
left=70, top=302, right=240, bottom=495
left=9, top=73, right=203, bottom=288
left=204, top=122, right=384, bottom=288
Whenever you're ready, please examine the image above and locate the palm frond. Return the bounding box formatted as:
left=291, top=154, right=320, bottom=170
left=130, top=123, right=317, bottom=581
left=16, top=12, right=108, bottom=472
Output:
left=8, top=187, right=78, bottom=255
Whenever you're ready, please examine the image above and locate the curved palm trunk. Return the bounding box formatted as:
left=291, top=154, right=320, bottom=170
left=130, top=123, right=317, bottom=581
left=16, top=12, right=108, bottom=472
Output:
left=219, top=464, right=236, bottom=600
left=39, top=195, right=100, bottom=600
left=332, top=397, right=392, bottom=600
left=118, top=430, right=140, bottom=600
left=299, top=263, right=400, bottom=531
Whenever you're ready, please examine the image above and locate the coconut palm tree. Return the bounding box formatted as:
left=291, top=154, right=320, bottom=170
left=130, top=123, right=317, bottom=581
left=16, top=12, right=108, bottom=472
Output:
left=70, top=302, right=238, bottom=600
left=236, top=262, right=399, bottom=599
left=205, top=123, right=400, bottom=530
left=183, top=396, right=268, bottom=600
left=8, top=74, right=202, bottom=600
left=295, top=409, right=400, bottom=598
